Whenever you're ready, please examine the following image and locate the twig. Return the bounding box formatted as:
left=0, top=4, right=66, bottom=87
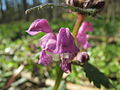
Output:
left=6, top=64, right=25, bottom=89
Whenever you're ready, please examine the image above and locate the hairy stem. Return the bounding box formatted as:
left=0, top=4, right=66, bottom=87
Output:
left=53, top=67, right=63, bottom=90
left=25, top=3, right=97, bottom=15
left=72, top=14, right=85, bottom=38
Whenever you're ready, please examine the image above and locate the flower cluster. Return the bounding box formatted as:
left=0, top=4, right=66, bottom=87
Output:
left=26, top=19, right=93, bottom=73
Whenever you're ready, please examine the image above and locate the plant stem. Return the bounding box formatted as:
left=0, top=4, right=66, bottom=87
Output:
left=72, top=14, right=85, bottom=38
left=53, top=67, right=63, bottom=90
left=25, top=3, right=97, bottom=15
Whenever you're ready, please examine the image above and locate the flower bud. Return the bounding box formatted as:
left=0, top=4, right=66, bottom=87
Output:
left=76, top=52, right=89, bottom=63
left=65, top=0, right=105, bottom=9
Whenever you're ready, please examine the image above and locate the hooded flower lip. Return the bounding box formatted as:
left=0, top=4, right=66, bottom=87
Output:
left=38, top=50, right=53, bottom=65
left=54, top=28, right=79, bottom=54
left=26, top=19, right=52, bottom=35
left=78, top=21, right=93, bottom=34
left=77, top=33, right=91, bottom=49
left=76, top=21, right=93, bottom=49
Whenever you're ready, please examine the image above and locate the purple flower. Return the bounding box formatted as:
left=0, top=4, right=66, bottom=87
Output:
left=54, top=28, right=79, bottom=54
left=27, top=19, right=93, bottom=73
left=76, top=22, right=93, bottom=49
left=40, top=33, right=56, bottom=52
left=39, top=27, right=79, bottom=72
left=26, top=19, right=52, bottom=35
left=38, top=50, right=53, bottom=65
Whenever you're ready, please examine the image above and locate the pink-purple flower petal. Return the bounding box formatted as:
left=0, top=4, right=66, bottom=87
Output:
left=78, top=21, right=93, bottom=34
left=54, top=28, right=79, bottom=54
left=40, top=33, right=56, bottom=52
left=76, top=21, right=93, bottom=49
left=61, top=61, right=71, bottom=73
left=38, top=50, right=53, bottom=65
left=26, top=19, right=52, bottom=35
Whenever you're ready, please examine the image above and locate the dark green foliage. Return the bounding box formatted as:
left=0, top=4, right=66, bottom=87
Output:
left=83, top=62, right=113, bottom=88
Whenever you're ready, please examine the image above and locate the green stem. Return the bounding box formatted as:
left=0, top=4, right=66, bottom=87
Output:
left=25, top=3, right=98, bottom=16
left=72, top=14, right=85, bottom=38
left=53, top=67, right=63, bottom=90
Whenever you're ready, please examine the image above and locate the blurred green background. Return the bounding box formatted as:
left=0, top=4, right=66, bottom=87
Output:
left=0, top=0, right=120, bottom=90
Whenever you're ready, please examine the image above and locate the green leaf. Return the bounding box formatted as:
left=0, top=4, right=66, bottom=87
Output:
left=83, top=63, right=113, bottom=88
